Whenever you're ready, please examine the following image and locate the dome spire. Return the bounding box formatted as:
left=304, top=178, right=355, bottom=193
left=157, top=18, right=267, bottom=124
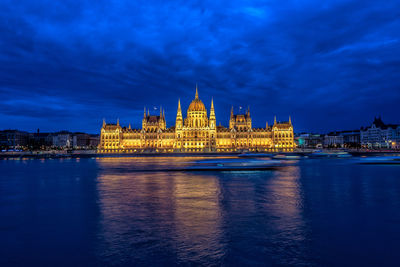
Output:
left=195, top=83, right=199, bottom=99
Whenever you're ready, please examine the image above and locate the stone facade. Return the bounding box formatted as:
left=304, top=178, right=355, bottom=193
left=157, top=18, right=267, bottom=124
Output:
left=98, top=87, right=295, bottom=153
left=361, top=117, right=400, bottom=148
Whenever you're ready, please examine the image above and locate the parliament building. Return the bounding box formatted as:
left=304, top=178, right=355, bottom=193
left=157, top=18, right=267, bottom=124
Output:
left=98, top=86, right=295, bottom=153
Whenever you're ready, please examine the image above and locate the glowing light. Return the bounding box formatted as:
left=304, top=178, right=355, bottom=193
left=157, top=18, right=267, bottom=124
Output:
left=98, top=88, right=295, bottom=153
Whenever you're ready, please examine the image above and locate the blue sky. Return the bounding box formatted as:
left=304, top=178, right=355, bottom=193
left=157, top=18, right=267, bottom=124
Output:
left=0, top=0, right=399, bottom=133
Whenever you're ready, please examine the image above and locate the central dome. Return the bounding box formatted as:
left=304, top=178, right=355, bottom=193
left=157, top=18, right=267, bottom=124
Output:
left=188, top=98, right=206, bottom=112
left=188, top=86, right=206, bottom=112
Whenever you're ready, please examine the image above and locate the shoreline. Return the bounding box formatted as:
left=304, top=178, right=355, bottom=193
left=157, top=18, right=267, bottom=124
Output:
left=1, top=149, right=400, bottom=159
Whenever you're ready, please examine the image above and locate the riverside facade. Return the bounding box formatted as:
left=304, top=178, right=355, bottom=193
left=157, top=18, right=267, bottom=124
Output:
left=98, top=86, right=295, bottom=153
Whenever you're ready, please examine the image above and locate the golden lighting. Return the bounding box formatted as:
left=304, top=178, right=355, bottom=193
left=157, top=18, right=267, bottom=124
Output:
left=98, top=86, right=295, bottom=153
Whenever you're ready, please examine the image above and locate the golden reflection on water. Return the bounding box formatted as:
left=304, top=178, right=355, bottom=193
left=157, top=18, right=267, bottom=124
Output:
left=96, top=157, right=225, bottom=263
left=172, top=173, right=223, bottom=262
left=269, top=165, right=303, bottom=218
left=265, top=165, right=310, bottom=265
left=95, top=157, right=306, bottom=264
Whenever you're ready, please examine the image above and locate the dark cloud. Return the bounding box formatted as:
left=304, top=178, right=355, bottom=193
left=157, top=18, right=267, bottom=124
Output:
left=0, top=0, right=399, bottom=133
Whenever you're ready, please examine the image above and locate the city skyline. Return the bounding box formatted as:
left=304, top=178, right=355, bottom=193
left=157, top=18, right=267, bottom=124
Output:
left=1, top=0, right=399, bottom=133
left=1, top=88, right=398, bottom=135
left=1, top=93, right=397, bottom=135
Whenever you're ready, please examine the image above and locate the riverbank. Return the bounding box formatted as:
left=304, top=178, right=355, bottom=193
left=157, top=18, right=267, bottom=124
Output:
left=1, top=149, right=400, bottom=159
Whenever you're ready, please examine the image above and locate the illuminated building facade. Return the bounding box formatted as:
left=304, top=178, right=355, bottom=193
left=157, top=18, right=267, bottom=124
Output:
left=98, top=86, right=295, bottom=153
left=361, top=117, right=400, bottom=149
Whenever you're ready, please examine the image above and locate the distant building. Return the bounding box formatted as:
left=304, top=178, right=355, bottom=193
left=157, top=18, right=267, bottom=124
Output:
left=324, top=134, right=344, bottom=148
left=0, top=129, right=101, bottom=150
left=89, top=134, right=100, bottom=148
left=323, top=130, right=360, bottom=148
left=296, top=133, right=323, bottom=148
left=361, top=117, right=400, bottom=149
left=0, top=130, right=29, bottom=150
left=52, top=131, right=73, bottom=148
left=29, top=130, right=53, bottom=149
left=73, top=133, right=90, bottom=148
left=339, top=130, right=361, bottom=148
left=72, top=133, right=100, bottom=149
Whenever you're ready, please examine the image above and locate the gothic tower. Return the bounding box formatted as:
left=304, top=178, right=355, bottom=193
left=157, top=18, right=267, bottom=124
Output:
left=176, top=99, right=183, bottom=129
left=246, top=106, right=252, bottom=129
left=159, top=107, right=166, bottom=130
left=229, top=106, right=234, bottom=129
left=209, top=98, right=216, bottom=129
left=142, top=107, right=147, bottom=129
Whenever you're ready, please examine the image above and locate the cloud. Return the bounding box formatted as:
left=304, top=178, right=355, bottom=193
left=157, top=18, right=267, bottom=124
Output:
left=0, top=0, right=399, bottom=133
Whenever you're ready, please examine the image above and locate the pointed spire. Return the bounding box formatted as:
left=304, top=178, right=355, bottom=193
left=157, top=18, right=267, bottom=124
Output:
left=147, top=109, right=150, bottom=116
left=230, top=106, right=234, bottom=117
left=160, top=105, right=162, bottom=117
left=176, top=99, right=183, bottom=119
left=163, top=108, right=165, bottom=119
left=176, top=98, right=183, bottom=128
left=128, top=123, right=131, bottom=129
left=266, top=121, right=269, bottom=128
left=195, top=84, right=199, bottom=99
left=177, top=99, right=182, bottom=115
left=289, top=116, right=291, bottom=124
left=274, top=116, right=277, bottom=124
left=210, top=97, right=216, bottom=123
left=247, top=106, right=250, bottom=116
left=144, top=107, right=146, bottom=118
left=102, top=118, right=106, bottom=127
left=117, top=118, right=120, bottom=126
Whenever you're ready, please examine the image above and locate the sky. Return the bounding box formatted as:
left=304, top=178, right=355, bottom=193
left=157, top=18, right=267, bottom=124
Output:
left=1, top=0, right=399, bottom=133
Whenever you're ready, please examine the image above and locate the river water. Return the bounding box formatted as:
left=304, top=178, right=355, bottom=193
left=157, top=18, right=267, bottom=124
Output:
left=1, top=156, right=399, bottom=266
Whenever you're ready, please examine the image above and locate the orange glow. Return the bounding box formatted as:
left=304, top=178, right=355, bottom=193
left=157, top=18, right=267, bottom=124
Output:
left=98, top=87, right=295, bottom=153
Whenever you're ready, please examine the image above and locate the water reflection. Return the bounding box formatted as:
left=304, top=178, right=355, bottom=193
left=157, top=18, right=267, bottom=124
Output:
left=2, top=157, right=400, bottom=265
left=215, top=165, right=312, bottom=265
left=268, top=165, right=304, bottom=229
left=96, top=157, right=225, bottom=265
left=266, top=166, right=311, bottom=265
left=172, top=173, right=224, bottom=263
left=95, top=157, right=310, bottom=265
